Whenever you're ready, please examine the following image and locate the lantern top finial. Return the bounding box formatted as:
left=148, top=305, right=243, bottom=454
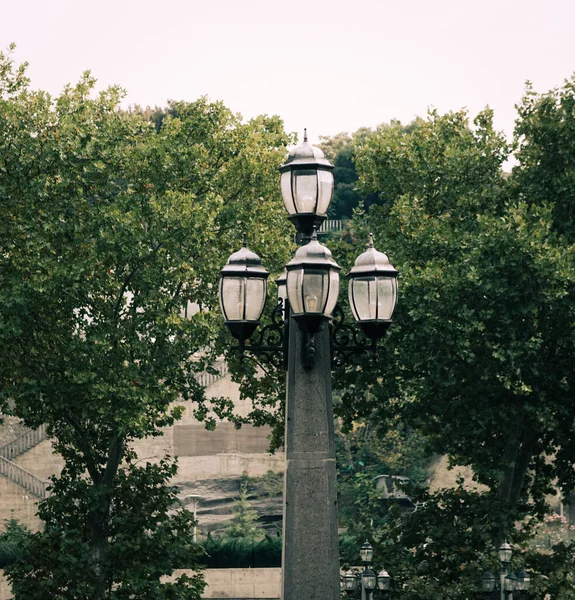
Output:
left=281, top=132, right=332, bottom=169
left=368, top=232, right=375, bottom=248
left=303, top=128, right=308, bottom=143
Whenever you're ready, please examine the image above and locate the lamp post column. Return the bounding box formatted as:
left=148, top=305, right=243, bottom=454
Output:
left=282, top=315, right=340, bottom=600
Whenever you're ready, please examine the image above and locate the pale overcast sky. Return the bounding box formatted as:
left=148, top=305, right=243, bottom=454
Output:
left=2, top=0, right=574, bottom=144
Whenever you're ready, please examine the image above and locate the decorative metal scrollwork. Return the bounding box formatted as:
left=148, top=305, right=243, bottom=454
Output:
left=234, top=301, right=380, bottom=371
left=330, top=303, right=377, bottom=369
left=239, top=299, right=288, bottom=370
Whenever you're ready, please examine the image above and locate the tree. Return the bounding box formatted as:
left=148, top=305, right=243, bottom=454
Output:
left=0, top=46, right=292, bottom=598
left=220, top=480, right=264, bottom=543
left=331, top=103, right=575, bottom=595
left=318, top=129, right=379, bottom=219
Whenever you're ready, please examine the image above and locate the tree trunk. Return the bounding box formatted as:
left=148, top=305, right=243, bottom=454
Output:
left=89, top=435, right=125, bottom=599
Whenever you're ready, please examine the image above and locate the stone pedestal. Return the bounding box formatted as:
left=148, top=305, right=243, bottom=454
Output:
left=282, top=316, right=339, bottom=600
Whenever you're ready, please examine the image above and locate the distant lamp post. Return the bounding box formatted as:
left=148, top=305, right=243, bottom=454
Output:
left=341, top=541, right=391, bottom=599
left=186, top=494, right=202, bottom=543
left=481, top=541, right=530, bottom=600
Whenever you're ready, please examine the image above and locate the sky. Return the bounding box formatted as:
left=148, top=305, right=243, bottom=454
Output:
left=2, top=0, right=575, bottom=145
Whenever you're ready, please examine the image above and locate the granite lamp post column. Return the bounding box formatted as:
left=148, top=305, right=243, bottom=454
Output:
left=279, top=134, right=340, bottom=600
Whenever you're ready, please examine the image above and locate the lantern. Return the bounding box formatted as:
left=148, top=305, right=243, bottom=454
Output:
left=285, top=231, right=340, bottom=333
left=377, top=569, right=391, bottom=591
left=347, top=234, right=398, bottom=343
left=361, top=568, right=377, bottom=592
left=516, top=569, right=530, bottom=591
left=279, top=129, right=334, bottom=236
left=504, top=573, right=517, bottom=593
left=341, top=570, right=358, bottom=592
left=359, top=541, right=374, bottom=564
left=219, top=240, right=269, bottom=342
left=481, top=570, right=496, bottom=593
left=498, top=541, right=513, bottom=566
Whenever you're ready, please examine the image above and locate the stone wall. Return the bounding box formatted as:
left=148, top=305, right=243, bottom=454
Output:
left=0, top=568, right=282, bottom=599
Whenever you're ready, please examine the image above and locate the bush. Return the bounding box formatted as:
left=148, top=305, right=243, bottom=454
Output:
left=201, top=535, right=281, bottom=568
left=0, top=519, right=30, bottom=568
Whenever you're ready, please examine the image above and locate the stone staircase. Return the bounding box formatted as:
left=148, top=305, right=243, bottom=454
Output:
left=0, top=424, right=50, bottom=500
left=0, top=456, right=49, bottom=500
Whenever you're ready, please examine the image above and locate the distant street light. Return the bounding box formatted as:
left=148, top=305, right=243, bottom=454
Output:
left=481, top=541, right=530, bottom=599
left=342, top=541, right=392, bottom=599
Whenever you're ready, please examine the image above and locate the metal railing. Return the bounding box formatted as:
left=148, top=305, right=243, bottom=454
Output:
left=0, top=456, right=49, bottom=499
left=195, top=360, right=229, bottom=388
left=0, top=424, right=47, bottom=460
left=319, top=219, right=350, bottom=233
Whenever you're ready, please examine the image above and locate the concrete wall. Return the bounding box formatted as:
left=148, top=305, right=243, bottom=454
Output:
left=0, top=477, right=42, bottom=533
left=0, top=568, right=282, bottom=600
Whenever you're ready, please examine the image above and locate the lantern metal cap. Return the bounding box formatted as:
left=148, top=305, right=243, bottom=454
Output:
left=285, top=230, right=341, bottom=272
left=348, top=233, right=398, bottom=278
left=279, top=129, right=334, bottom=172
left=221, top=238, right=269, bottom=279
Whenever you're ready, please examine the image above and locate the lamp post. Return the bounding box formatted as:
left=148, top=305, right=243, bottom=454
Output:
left=480, top=541, right=530, bottom=600
left=219, top=131, right=398, bottom=600
left=341, top=541, right=392, bottom=599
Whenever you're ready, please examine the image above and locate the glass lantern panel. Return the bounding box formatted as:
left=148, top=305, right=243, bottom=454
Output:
left=376, top=276, right=398, bottom=320
left=280, top=171, right=296, bottom=215
left=220, top=277, right=245, bottom=321
left=244, top=278, right=267, bottom=321
left=293, top=169, right=318, bottom=214
left=324, top=269, right=340, bottom=317
left=302, top=271, right=327, bottom=313
left=350, top=278, right=375, bottom=321
left=287, top=268, right=304, bottom=314
left=377, top=575, right=391, bottom=591
left=342, top=574, right=357, bottom=591
left=317, top=168, right=334, bottom=215
left=362, top=573, right=377, bottom=591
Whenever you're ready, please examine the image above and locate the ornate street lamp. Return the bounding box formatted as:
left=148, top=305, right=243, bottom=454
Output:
left=480, top=541, right=530, bottom=599
left=219, top=130, right=399, bottom=600
left=286, top=229, right=341, bottom=334
left=279, top=128, right=334, bottom=239
left=347, top=233, right=398, bottom=344
left=219, top=238, right=269, bottom=343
